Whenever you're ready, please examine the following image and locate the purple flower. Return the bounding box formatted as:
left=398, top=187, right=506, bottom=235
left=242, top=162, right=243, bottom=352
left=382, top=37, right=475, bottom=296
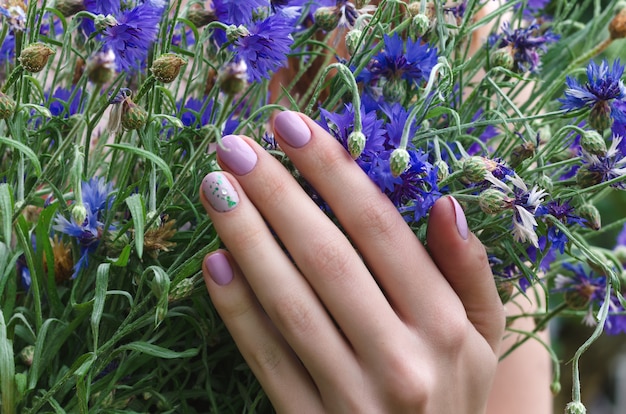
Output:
left=491, top=21, right=559, bottom=73
left=212, top=0, right=269, bottom=25
left=47, top=87, right=83, bottom=118
left=178, top=97, right=238, bottom=134
left=579, top=135, right=626, bottom=188
left=535, top=199, right=585, bottom=253
left=369, top=33, right=438, bottom=85
left=231, top=13, right=295, bottom=82
left=101, top=0, right=166, bottom=72
left=617, top=222, right=626, bottom=246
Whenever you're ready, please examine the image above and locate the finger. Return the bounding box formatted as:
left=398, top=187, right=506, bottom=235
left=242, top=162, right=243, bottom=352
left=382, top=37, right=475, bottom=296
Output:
left=202, top=250, right=323, bottom=412
left=214, top=135, right=407, bottom=361
left=271, top=111, right=459, bottom=325
left=199, top=172, right=358, bottom=394
left=426, top=196, right=505, bottom=350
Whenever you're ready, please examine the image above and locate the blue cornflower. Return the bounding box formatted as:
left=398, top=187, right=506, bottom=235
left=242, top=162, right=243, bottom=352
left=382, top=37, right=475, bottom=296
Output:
left=369, top=33, right=438, bottom=86
left=0, top=1, right=26, bottom=31
left=0, top=31, right=15, bottom=65
left=53, top=177, right=116, bottom=278
left=213, top=0, right=269, bottom=26
left=560, top=60, right=626, bottom=131
left=491, top=21, right=559, bottom=73
left=510, top=0, right=550, bottom=19
left=100, top=0, right=166, bottom=72
left=578, top=135, right=626, bottom=188
left=526, top=236, right=558, bottom=272
left=47, top=87, right=83, bottom=118
left=536, top=199, right=585, bottom=253
left=231, top=13, right=295, bottom=82
left=178, top=97, right=238, bottom=134
left=554, top=263, right=626, bottom=334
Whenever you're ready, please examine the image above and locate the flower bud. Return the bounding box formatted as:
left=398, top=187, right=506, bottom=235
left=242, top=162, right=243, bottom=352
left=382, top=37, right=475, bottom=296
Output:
left=563, top=289, right=592, bottom=310
left=578, top=203, right=601, bottom=230
left=390, top=148, right=411, bottom=177
left=382, top=78, right=407, bottom=102
left=575, top=166, right=603, bottom=188
left=550, top=381, right=561, bottom=396
left=479, top=188, right=511, bottom=214
left=121, top=99, right=148, bottom=130
left=150, top=53, right=187, bottom=83
left=409, top=13, right=431, bottom=38
left=434, top=159, right=450, bottom=181
left=218, top=60, right=248, bottom=95
left=407, top=1, right=422, bottom=16
left=565, top=401, right=587, bottom=414
left=348, top=130, right=366, bottom=159
left=54, top=0, right=85, bottom=17
left=18, top=43, right=55, bottom=73
left=0, top=91, right=16, bottom=120
left=72, top=203, right=88, bottom=224
left=20, top=345, right=35, bottom=366
left=314, top=6, right=340, bottom=31
left=225, top=24, right=249, bottom=42
left=580, top=129, right=607, bottom=156
left=186, top=3, right=216, bottom=28
left=86, top=49, right=116, bottom=84
left=169, top=277, right=194, bottom=302
left=345, top=29, right=362, bottom=55
left=94, top=14, right=118, bottom=30
left=461, top=156, right=488, bottom=183
left=609, top=7, right=626, bottom=39
left=589, top=100, right=612, bottom=131
left=510, top=141, right=536, bottom=167
left=490, top=46, right=515, bottom=71
left=496, top=279, right=514, bottom=304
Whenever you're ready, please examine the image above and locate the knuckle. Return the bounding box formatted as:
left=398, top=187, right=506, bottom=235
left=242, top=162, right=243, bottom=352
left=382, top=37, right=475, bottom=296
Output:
left=381, top=351, right=430, bottom=408
left=248, top=338, right=284, bottom=375
left=300, top=234, right=355, bottom=284
left=430, top=313, right=471, bottom=350
left=353, top=194, right=400, bottom=239
left=251, top=171, right=291, bottom=210
left=271, top=294, right=318, bottom=337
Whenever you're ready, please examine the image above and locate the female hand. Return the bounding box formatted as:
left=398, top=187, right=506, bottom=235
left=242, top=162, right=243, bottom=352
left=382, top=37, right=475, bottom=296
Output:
left=199, top=111, right=505, bottom=413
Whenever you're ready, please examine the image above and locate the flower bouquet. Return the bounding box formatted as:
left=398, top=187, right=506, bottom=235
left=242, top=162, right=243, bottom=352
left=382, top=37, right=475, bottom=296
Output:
left=1, top=0, right=626, bottom=412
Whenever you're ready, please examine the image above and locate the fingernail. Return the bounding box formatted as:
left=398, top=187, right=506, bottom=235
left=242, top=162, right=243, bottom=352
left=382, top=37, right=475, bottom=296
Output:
left=205, top=252, right=233, bottom=286
left=450, top=196, right=468, bottom=240
left=217, top=135, right=258, bottom=175
left=202, top=172, right=239, bottom=212
left=273, top=111, right=311, bottom=148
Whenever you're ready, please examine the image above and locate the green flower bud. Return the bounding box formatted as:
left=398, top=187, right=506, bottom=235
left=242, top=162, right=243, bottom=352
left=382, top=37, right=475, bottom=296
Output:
left=550, top=381, right=561, bottom=396
left=225, top=24, right=249, bottom=42
left=86, top=49, right=116, bottom=84
left=575, top=166, right=603, bottom=188
left=565, top=401, right=587, bottom=414
left=490, top=46, right=515, bottom=71
left=150, top=53, right=187, bottom=83
left=186, top=3, right=216, bottom=28
left=18, top=43, right=55, bottom=73
left=563, top=288, right=592, bottom=310
left=348, top=130, right=366, bottom=159
left=72, top=203, right=88, bottom=224
left=578, top=203, right=601, bottom=230
left=0, top=91, right=16, bottom=120
left=382, top=78, right=407, bottom=102
left=314, top=6, right=340, bottom=31
left=20, top=345, right=35, bottom=366
left=410, top=13, right=431, bottom=38
left=94, top=14, right=118, bottom=30
left=121, top=99, right=148, bottom=130
left=589, top=101, right=612, bottom=131
left=434, top=159, right=450, bottom=182
left=407, top=1, right=422, bottom=16
left=390, top=148, right=411, bottom=177
left=218, top=60, right=248, bottom=95
left=479, top=188, right=511, bottom=214
left=54, top=0, right=85, bottom=17
left=580, top=129, right=607, bottom=156
left=510, top=141, right=536, bottom=167
left=169, top=278, right=195, bottom=302
left=345, top=29, right=362, bottom=55
left=461, top=156, right=488, bottom=183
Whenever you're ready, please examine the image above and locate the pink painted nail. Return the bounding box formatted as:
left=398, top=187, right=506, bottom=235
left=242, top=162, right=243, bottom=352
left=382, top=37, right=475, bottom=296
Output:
left=450, top=196, right=468, bottom=240
left=217, top=135, right=258, bottom=175
left=205, top=252, right=233, bottom=286
left=202, top=172, right=239, bottom=212
left=273, top=111, right=311, bottom=148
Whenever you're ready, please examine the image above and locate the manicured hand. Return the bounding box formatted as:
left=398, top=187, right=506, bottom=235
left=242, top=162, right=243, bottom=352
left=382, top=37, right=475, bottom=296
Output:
left=199, top=111, right=505, bottom=413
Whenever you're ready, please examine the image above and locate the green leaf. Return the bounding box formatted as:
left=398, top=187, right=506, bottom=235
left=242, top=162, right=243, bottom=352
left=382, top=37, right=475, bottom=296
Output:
left=91, top=264, right=110, bottom=350
left=0, top=309, right=16, bottom=414
left=0, top=184, right=13, bottom=244
left=125, top=194, right=146, bottom=259
left=0, top=137, right=42, bottom=176
left=145, top=266, right=171, bottom=327
left=118, top=341, right=198, bottom=359
left=106, top=143, right=174, bottom=187
left=108, top=244, right=132, bottom=267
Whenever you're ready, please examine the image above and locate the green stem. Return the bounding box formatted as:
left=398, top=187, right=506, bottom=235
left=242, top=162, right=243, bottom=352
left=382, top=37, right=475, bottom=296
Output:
left=134, top=75, right=156, bottom=102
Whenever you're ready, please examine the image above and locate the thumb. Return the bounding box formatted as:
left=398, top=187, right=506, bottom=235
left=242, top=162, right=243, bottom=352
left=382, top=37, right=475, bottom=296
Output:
left=426, top=196, right=505, bottom=351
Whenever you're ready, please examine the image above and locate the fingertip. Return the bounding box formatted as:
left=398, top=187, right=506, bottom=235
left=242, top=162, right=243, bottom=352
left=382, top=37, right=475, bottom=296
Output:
left=203, top=250, right=234, bottom=287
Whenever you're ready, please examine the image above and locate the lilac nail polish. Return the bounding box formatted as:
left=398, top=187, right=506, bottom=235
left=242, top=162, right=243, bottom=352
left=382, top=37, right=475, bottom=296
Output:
left=273, top=111, right=311, bottom=148
left=217, top=135, right=258, bottom=175
left=205, top=252, right=233, bottom=286
left=202, top=172, right=239, bottom=212
left=450, top=196, right=469, bottom=240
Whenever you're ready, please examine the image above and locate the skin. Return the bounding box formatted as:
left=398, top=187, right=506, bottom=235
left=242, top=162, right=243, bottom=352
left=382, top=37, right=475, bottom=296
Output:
left=200, top=111, right=511, bottom=413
